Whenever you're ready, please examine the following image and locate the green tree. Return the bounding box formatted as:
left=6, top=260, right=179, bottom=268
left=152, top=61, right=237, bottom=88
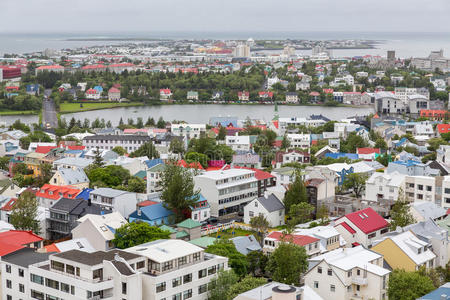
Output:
left=206, top=240, right=249, bottom=277
left=129, top=142, right=160, bottom=159
left=375, top=138, right=388, bottom=150
left=92, top=147, right=105, bottom=168
left=87, top=165, right=131, bottom=188
left=0, top=156, right=11, bottom=171
left=160, top=163, right=199, bottom=222
left=390, top=189, right=414, bottom=230
left=388, top=270, right=435, bottom=300
left=267, top=242, right=308, bottom=285
left=111, top=146, right=127, bottom=156
left=250, top=215, right=270, bottom=247
left=343, top=173, right=368, bottom=198
left=217, top=126, right=227, bottom=141
left=156, top=117, right=166, bottom=129
left=281, top=134, right=290, bottom=150
left=207, top=270, right=238, bottom=300
left=169, top=138, right=185, bottom=154
left=227, top=276, right=267, bottom=299
left=9, top=190, right=40, bottom=234
left=127, top=177, right=146, bottom=193
left=288, top=202, right=315, bottom=228
left=35, top=163, right=53, bottom=187
left=112, top=222, right=171, bottom=249
left=340, top=132, right=369, bottom=153
left=316, top=204, right=329, bottom=224
left=283, top=171, right=308, bottom=213
left=247, top=250, right=268, bottom=276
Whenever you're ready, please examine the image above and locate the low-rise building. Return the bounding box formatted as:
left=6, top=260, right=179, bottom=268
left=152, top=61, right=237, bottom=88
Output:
left=82, top=134, right=151, bottom=153
left=49, top=167, right=89, bottom=189
left=243, top=193, right=285, bottom=227
left=89, top=188, right=138, bottom=218
left=264, top=231, right=320, bottom=256
left=171, top=123, right=206, bottom=139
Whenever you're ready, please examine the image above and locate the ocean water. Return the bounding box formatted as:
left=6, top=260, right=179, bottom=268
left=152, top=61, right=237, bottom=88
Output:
left=0, top=31, right=449, bottom=58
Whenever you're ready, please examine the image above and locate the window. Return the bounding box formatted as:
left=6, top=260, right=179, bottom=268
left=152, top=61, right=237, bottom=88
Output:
left=198, top=284, right=208, bottom=294
left=31, top=290, right=44, bottom=300
left=193, top=252, right=201, bottom=262
left=19, top=268, right=24, bottom=277
left=172, top=293, right=182, bottom=300
left=356, top=285, right=360, bottom=291
left=51, top=260, right=64, bottom=272
left=427, top=186, right=432, bottom=192
left=330, top=284, right=335, bottom=292
left=31, top=274, right=44, bottom=285
left=249, top=211, right=254, bottom=217
left=6, top=279, right=11, bottom=288
left=368, top=232, right=376, bottom=239
left=19, top=283, right=24, bottom=293
left=357, top=269, right=361, bottom=276
left=418, top=184, right=423, bottom=191
left=66, top=264, right=74, bottom=275
left=317, top=267, right=322, bottom=274
left=7, top=295, right=12, bottom=300
left=314, top=281, right=319, bottom=288
left=162, top=261, right=173, bottom=271
left=327, top=269, right=332, bottom=276
left=183, top=273, right=192, bottom=284
left=178, top=256, right=188, bottom=266
left=183, top=289, right=192, bottom=299
left=348, top=271, right=352, bottom=277
left=46, top=278, right=59, bottom=290
left=208, top=265, right=217, bottom=275
left=156, top=282, right=166, bottom=293
left=137, top=261, right=145, bottom=269
left=172, top=276, right=182, bottom=287
left=5, top=264, right=11, bottom=273
left=198, top=269, right=207, bottom=278
left=122, top=282, right=127, bottom=294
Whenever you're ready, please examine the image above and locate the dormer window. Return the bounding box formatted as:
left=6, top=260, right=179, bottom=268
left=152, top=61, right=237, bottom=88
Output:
left=418, top=248, right=422, bottom=254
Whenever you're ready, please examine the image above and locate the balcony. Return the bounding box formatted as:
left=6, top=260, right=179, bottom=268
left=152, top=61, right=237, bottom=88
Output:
left=352, top=276, right=368, bottom=285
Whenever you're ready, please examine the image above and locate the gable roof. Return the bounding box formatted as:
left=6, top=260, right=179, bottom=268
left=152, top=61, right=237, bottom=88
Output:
left=253, top=193, right=284, bottom=212
left=267, top=231, right=319, bottom=246
left=177, top=218, right=201, bottom=229
left=56, top=167, right=89, bottom=185
left=0, top=230, right=43, bottom=256
left=129, top=203, right=174, bottom=221
left=336, top=222, right=356, bottom=234
left=230, top=235, right=262, bottom=255
left=344, top=207, right=389, bottom=234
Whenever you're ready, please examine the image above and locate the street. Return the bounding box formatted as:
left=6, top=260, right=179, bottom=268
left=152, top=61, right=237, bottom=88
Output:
left=42, top=95, right=58, bottom=129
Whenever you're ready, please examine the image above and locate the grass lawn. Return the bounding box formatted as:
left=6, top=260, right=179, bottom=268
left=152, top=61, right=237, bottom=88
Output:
left=59, top=102, right=144, bottom=113
left=208, top=228, right=256, bottom=240
left=0, top=110, right=38, bottom=115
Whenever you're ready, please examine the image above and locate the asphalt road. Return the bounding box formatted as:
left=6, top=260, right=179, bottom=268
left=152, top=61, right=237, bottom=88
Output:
left=42, top=98, right=58, bottom=128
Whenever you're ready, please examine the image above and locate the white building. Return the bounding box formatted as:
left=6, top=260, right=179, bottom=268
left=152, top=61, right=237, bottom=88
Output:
left=294, top=226, right=343, bottom=254
left=89, top=188, right=138, bottom=218
left=171, top=124, right=206, bottom=140
left=233, top=281, right=324, bottom=300
left=243, top=193, right=285, bottom=227
left=304, top=246, right=390, bottom=300
left=72, top=212, right=128, bottom=251
left=364, top=171, right=406, bottom=202
left=404, top=176, right=436, bottom=203
left=126, top=239, right=228, bottom=300
left=194, top=169, right=258, bottom=217
left=82, top=135, right=151, bottom=152
left=287, top=133, right=311, bottom=149
left=226, top=135, right=251, bottom=152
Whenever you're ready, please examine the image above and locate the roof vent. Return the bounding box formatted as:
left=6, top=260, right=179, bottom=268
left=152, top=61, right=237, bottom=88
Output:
left=359, top=214, right=364, bottom=219
left=363, top=213, right=369, bottom=218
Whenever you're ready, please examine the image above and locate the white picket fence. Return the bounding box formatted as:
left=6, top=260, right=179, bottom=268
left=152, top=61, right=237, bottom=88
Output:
left=200, top=221, right=256, bottom=236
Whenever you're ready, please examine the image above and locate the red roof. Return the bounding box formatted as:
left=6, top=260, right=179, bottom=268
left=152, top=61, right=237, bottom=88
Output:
left=36, top=184, right=81, bottom=201
left=336, top=222, right=356, bottom=234
left=160, top=89, right=171, bottom=94
left=108, top=87, right=120, bottom=93
left=267, top=231, right=319, bottom=246
left=35, top=146, right=57, bottom=154
left=437, top=124, right=450, bottom=134
left=85, top=88, right=98, bottom=94
left=343, top=207, right=389, bottom=234
left=357, top=148, right=380, bottom=155
left=1, top=198, right=18, bottom=211
left=233, top=166, right=274, bottom=180
left=67, top=145, right=85, bottom=151
left=137, top=200, right=158, bottom=207
left=0, top=230, right=43, bottom=256
left=44, top=243, right=60, bottom=253
left=36, top=65, right=63, bottom=70
left=309, top=91, right=320, bottom=96
left=323, top=89, right=334, bottom=94
left=81, top=64, right=106, bottom=70
left=109, top=63, right=135, bottom=68
left=420, top=110, right=447, bottom=117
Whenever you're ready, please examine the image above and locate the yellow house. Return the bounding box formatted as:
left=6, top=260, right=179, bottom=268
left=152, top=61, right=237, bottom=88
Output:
left=371, top=230, right=436, bottom=272
left=24, top=152, right=46, bottom=177
left=49, top=167, right=90, bottom=189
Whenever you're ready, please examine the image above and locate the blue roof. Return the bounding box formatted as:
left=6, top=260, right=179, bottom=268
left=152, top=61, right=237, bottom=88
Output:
left=418, top=283, right=450, bottom=300
left=325, top=153, right=359, bottom=160
left=129, top=203, right=174, bottom=221
left=26, top=84, right=39, bottom=92
left=93, top=86, right=103, bottom=93
left=76, top=188, right=93, bottom=201
left=394, top=137, right=408, bottom=147
left=392, top=160, right=423, bottom=167
left=145, top=158, right=164, bottom=169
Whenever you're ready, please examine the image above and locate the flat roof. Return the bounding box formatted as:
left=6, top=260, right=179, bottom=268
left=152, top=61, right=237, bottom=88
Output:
left=54, top=249, right=141, bottom=266
left=126, top=239, right=203, bottom=263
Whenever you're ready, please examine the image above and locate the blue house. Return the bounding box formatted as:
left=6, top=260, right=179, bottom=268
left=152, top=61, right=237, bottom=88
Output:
left=26, top=84, right=40, bottom=95
left=76, top=188, right=93, bottom=201
left=93, top=86, right=103, bottom=93
left=325, top=152, right=359, bottom=160
left=129, top=203, right=175, bottom=226
left=209, top=116, right=238, bottom=127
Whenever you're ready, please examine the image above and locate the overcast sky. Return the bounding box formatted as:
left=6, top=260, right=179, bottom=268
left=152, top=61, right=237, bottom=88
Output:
left=1, top=0, right=449, bottom=34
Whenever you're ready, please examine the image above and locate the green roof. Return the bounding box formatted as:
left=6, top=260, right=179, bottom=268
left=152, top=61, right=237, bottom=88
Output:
left=436, top=218, right=450, bottom=232
left=134, top=170, right=147, bottom=179
left=159, top=225, right=177, bottom=234
left=189, top=237, right=217, bottom=248
left=177, top=218, right=202, bottom=229
left=176, top=230, right=189, bottom=238
left=148, top=163, right=166, bottom=172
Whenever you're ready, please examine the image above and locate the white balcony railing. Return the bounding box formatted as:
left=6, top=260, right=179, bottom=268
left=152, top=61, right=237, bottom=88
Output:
left=352, top=276, right=368, bottom=285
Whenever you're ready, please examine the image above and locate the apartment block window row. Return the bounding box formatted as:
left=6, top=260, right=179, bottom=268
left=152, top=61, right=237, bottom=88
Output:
left=30, top=273, right=75, bottom=295
left=218, top=191, right=258, bottom=205
left=218, top=182, right=257, bottom=196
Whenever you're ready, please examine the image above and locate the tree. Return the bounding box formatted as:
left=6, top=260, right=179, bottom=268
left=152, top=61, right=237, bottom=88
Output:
left=127, top=177, right=146, bottom=193
left=247, top=250, right=268, bottom=276
left=208, top=270, right=238, bottom=300
left=267, top=242, right=308, bottom=285
left=390, top=189, right=414, bottom=230
left=281, top=134, right=290, bottom=150
left=129, top=142, right=160, bottom=159
left=217, top=126, right=227, bottom=141
left=92, top=147, right=105, bottom=168
left=388, top=270, right=435, bottom=300
left=343, top=173, right=368, bottom=198
left=9, top=190, right=40, bottom=234
left=169, top=138, right=185, bottom=154
left=145, top=117, right=155, bottom=126
left=375, top=138, right=388, bottom=150
left=160, top=163, right=199, bottom=222
left=0, top=156, right=11, bottom=171
left=288, top=202, right=315, bottom=228
left=283, top=171, right=308, bottom=213
left=112, top=222, right=171, bottom=249
left=227, top=276, right=267, bottom=299
left=250, top=215, right=270, bottom=247
left=111, top=146, right=127, bottom=156
left=206, top=240, right=249, bottom=277
left=35, top=163, right=53, bottom=187
left=316, top=204, right=329, bottom=224
left=156, top=117, right=166, bottom=129
left=87, top=165, right=131, bottom=188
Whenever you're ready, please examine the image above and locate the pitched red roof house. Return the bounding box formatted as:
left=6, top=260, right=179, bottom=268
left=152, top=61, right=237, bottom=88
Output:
left=0, top=230, right=43, bottom=256
left=1, top=198, right=18, bottom=212
left=437, top=124, right=450, bottom=134
left=357, top=148, right=381, bottom=155
left=341, top=207, right=389, bottom=234
left=36, top=184, right=81, bottom=201
left=336, top=221, right=356, bottom=234
left=35, top=146, right=57, bottom=154
left=266, top=231, right=319, bottom=246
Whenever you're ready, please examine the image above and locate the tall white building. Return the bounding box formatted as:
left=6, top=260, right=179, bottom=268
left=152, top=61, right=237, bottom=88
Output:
left=287, top=133, right=311, bottom=149
left=234, top=44, right=250, bottom=58
left=194, top=169, right=258, bottom=217
left=171, top=124, right=206, bottom=140
left=82, top=135, right=151, bottom=152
